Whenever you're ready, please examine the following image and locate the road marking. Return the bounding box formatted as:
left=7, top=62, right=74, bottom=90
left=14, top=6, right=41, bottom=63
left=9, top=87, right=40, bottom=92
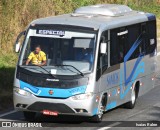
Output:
left=97, top=100, right=160, bottom=130
left=0, top=110, right=17, bottom=118
left=153, top=102, right=160, bottom=107
left=124, top=109, right=148, bottom=120
left=97, top=109, right=150, bottom=130
left=97, top=122, right=121, bottom=130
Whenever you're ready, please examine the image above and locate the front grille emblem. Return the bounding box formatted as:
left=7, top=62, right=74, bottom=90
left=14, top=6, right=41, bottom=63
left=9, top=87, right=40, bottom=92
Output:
left=49, top=90, right=54, bottom=95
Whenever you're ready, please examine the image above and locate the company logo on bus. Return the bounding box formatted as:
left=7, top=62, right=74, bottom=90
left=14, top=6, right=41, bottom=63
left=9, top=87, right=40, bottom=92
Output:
left=37, top=30, right=65, bottom=37
left=107, top=72, right=119, bottom=85
left=49, top=90, right=54, bottom=95
left=46, top=78, right=59, bottom=82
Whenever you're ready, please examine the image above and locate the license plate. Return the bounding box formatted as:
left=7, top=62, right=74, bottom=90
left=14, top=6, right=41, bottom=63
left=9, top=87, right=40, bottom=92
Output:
left=42, top=110, right=58, bottom=116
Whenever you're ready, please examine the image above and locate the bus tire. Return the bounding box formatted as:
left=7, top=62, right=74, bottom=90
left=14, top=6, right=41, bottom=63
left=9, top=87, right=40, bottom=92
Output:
left=124, top=87, right=137, bottom=109
left=23, top=111, right=36, bottom=121
left=91, top=94, right=107, bottom=123
left=91, top=114, right=103, bottom=123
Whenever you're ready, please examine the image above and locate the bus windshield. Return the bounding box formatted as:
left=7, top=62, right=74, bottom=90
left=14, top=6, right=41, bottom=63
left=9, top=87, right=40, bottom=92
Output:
left=20, top=28, right=96, bottom=76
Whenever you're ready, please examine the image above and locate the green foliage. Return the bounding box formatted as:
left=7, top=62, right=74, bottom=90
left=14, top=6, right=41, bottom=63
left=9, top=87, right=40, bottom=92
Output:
left=0, top=53, right=17, bottom=67
left=0, top=52, right=16, bottom=110
left=128, top=3, right=160, bottom=18
left=72, top=0, right=95, bottom=6
left=0, top=51, right=17, bottom=88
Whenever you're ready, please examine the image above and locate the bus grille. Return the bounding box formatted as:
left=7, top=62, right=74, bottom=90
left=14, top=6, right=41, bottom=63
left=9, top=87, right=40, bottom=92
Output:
left=27, top=102, right=75, bottom=113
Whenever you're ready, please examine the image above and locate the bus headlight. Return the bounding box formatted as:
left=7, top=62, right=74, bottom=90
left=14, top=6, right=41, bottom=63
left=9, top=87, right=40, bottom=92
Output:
left=14, top=87, right=31, bottom=96
left=71, top=92, right=94, bottom=100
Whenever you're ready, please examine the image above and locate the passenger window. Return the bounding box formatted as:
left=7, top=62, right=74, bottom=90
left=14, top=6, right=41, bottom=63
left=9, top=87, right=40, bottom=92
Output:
left=110, top=20, right=157, bottom=66
left=145, top=20, right=156, bottom=54
left=110, top=27, right=128, bottom=65
left=128, top=24, right=145, bottom=60
left=140, top=23, right=147, bottom=55
left=118, top=30, right=127, bottom=63
left=110, top=29, right=119, bottom=65
left=141, top=23, right=147, bottom=34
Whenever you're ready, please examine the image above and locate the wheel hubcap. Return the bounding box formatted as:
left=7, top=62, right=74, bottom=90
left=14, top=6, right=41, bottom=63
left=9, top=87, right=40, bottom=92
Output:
left=98, top=104, right=104, bottom=119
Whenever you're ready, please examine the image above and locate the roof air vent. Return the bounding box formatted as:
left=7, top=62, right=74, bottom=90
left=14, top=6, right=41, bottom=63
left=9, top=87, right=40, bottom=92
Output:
left=72, top=4, right=132, bottom=17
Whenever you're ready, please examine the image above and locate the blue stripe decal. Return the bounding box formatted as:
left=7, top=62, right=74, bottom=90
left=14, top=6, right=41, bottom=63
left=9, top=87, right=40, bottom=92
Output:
left=124, top=34, right=142, bottom=62
left=112, top=89, right=117, bottom=96
left=19, top=80, right=87, bottom=98
left=106, top=101, right=117, bottom=110
left=124, top=34, right=143, bottom=86
left=124, top=55, right=143, bottom=86
left=19, top=81, right=41, bottom=95
left=119, top=33, right=145, bottom=99
left=120, top=62, right=144, bottom=99
left=92, top=108, right=98, bottom=115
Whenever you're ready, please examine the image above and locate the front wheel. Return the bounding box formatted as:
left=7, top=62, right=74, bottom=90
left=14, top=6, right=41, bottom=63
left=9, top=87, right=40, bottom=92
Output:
left=90, top=95, right=106, bottom=123
left=124, top=87, right=137, bottom=109
left=23, top=111, right=36, bottom=121
left=91, top=114, right=103, bottom=123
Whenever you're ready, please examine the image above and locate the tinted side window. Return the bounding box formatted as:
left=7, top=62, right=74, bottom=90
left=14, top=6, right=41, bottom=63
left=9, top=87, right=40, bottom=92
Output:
left=110, top=20, right=156, bottom=66
left=110, top=28, right=128, bottom=65
left=128, top=24, right=142, bottom=60
left=110, top=29, right=119, bottom=66
left=118, top=28, right=128, bottom=63
left=146, top=20, right=157, bottom=54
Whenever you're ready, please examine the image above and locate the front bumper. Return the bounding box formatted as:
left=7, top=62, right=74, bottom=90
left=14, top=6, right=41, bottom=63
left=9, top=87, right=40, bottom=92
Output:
left=13, top=90, right=99, bottom=117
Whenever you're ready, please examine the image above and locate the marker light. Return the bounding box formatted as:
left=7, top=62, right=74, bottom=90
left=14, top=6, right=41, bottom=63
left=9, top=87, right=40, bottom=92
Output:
left=96, top=96, right=100, bottom=102
left=71, top=92, right=93, bottom=100
left=131, top=83, right=135, bottom=90
left=117, top=88, right=120, bottom=94
left=152, top=76, right=155, bottom=81
left=14, top=87, right=31, bottom=96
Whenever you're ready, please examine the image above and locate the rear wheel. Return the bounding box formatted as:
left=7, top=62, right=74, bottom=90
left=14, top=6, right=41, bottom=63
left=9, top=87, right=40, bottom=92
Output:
left=124, top=87, right=137, bottom=109
left=23, top=111, right=36, bottom=121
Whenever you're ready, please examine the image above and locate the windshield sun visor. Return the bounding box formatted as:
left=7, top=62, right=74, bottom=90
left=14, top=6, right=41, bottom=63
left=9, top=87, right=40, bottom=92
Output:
left=74, top=38, right=94, bottom=48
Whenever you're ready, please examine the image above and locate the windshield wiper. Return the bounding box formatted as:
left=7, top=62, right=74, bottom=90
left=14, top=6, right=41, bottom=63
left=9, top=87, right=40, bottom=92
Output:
left=53, top=64, right=84, bottom=77
left=23, top=65, right=56, bottom=78
left=37, top=65, right=56, bottom=78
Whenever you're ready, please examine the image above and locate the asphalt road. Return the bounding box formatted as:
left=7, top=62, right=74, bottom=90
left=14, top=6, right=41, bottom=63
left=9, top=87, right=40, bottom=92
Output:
left=0, top=42, right=160, bottom=130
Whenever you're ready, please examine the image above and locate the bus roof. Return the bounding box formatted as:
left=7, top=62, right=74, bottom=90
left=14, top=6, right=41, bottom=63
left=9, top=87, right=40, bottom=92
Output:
left=31, top=4, right=155, bottom=30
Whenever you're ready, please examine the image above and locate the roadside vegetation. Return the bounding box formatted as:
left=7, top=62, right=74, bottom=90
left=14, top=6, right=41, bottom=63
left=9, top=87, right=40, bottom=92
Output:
left=0, top=0, right=160, bottom=111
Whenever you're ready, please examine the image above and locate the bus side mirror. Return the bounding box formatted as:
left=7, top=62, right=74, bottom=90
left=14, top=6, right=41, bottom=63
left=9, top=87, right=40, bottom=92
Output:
left=14, top=31, right=26, bottom=53
left=15, top=42, right=21, bottom=53
left=100, top=42, right=107, bottom=54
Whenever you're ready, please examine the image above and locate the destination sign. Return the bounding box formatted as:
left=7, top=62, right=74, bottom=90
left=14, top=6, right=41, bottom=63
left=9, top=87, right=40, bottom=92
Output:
left=37, top=30, right=65, bottom=37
